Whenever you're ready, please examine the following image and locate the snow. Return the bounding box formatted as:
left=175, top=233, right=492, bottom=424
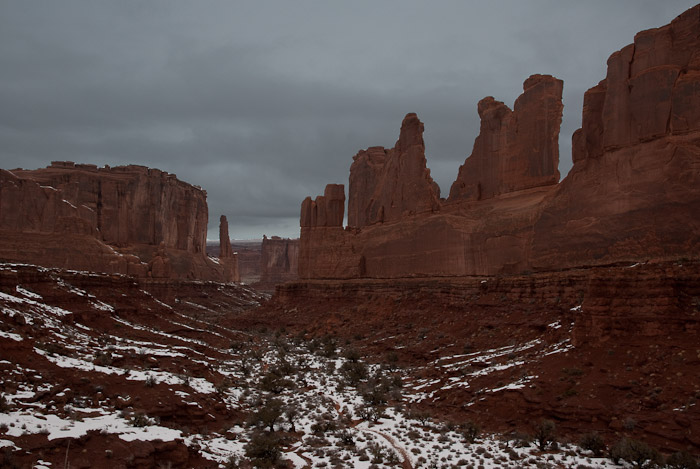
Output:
left=0, top=410, right=182, bottom=442
left=16, top=285, right=42, bottom=299
left=0, top=330, right=22, bottom=341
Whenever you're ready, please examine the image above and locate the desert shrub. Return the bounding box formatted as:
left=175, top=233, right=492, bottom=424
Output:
left=255, top=398, right=284, bottom=433
left=130, top=412, right=152, bottom=427
left=460, top=420, right=480, bottom=444
left=311, top=413, right=338, bottom=435
left=340, top=360, right=368, bottom=386
left=145, top=375, right=157, bottom=388
left=320, top=336, right=337, bottom=358
left=259, top=370, right=293, bottom=394
left=336, top=429, right=355, bottom=447
left=534, top=419, right=556, bottom=451
left=609, top=438, right=662, bottom=468
left=93, top=351, right=113, bottom=366
left=343, top=347, right=361, bottom=362
left=0, top=395, right=9, bottom=413
left=579, top=432, right=606, bottom=457
left=357, top=404, right=384, bottom=423
left=284, top=404, right=300, bottom=433
left=407, top=409, right=431, bottom=426
left=244, top=431, right=282, bottom=467
left=215, top=379, right=232, bottom=396
left=666, top=451, right=699, bottom=469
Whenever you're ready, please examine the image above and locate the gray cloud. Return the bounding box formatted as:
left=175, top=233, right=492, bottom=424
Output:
left=1, top=1, right=696, bottom=239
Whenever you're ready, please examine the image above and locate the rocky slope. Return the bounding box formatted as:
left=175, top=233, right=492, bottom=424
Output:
left=3, top=262, right=698, bottom=468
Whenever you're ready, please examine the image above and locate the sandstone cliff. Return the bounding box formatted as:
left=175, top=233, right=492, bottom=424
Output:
left=448, top=75, right=563, bottom=201
left=257, top=236, right=299, bottom=289
left=299, top=5, right=700, bottom=280
left=0, top=162, right=234, bottom=281
left=532, top=6, right=700, bottom=270
left=348, top=113, right=441, bottom=227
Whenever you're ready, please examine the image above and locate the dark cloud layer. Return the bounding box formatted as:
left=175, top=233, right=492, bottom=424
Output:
left=1, top=1, right=696, bottom=239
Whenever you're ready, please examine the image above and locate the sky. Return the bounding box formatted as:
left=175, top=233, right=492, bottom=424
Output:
left=1, top=1, right=697, bottom=240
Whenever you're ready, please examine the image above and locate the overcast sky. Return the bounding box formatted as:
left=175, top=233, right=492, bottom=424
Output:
left=1, top=1, right=696, bottom=240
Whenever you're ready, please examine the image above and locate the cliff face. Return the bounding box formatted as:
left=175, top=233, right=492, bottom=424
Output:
left=11, top=162, right=208, bottom=253
left=532, top=6, right=700, bottom=270
left=0, top=162, right=233, bottom=281
left=449, top=75, right=563, bottom=201
left=298, top=5, right=700, bottom=280
left=257, top=236, right=299, bottom=289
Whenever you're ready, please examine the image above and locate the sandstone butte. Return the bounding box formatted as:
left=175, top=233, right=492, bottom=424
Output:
left=299, top=5, right=700, bottom=281
left=0, top=162, right=239, bottom=282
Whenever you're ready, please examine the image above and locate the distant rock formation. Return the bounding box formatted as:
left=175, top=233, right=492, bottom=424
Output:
left=448, top=75, right=563, bottom=201
left=298, top=5, right=700, bottom=280
left=218, top=215, right=240, bottom=283
left=0, top=162, right=235, bottom=282
left=257, top=236, right=299, bottom=289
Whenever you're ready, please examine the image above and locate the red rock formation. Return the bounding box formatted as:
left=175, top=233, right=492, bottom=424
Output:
left=449, top=75, right=563, bottom=201
left=12, top=162, right=208, bottom=253
left=0, top=162, right=234, bottom=282
left=348, top=113, right=441, bottom=227
left=257, top=236, right=299, bottom=289
left=531, top=6, right=700, bottom=270
left=218, top=215, right=240, bottom=283
left=219, top=215, right=233, bottom=259
left=300, top=184, right=345, bottom=228
left=298, top=5, right=700, bottom=280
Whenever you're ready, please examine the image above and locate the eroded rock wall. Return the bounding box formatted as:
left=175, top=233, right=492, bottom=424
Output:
left=0, top=162, right=232, bottom=281
left=299, top=5, right=700, bottom=280
left=348, top=113, right=441, bottom=227
left=258, top=236, right=299, bottom=288
left=449, top=75, right=563, bottom=201
left=532, top=6, right=700, bottom=270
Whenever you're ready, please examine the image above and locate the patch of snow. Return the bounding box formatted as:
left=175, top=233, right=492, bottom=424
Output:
left=0, top=330, right=22, bottom=341
left=16, top=286, right=42, bottom=300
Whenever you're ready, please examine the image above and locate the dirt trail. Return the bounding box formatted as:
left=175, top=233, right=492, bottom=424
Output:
left=364, top=428, right=413, bottom=469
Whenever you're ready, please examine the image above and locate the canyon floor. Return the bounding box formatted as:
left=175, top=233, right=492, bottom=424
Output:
left=1, top=262, right=699, bottom=468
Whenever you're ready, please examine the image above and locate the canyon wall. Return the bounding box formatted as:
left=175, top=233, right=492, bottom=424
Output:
left=257, top=236, right=299, bottom=289
left=0, top=162, right=233, bottom=281
left=299, top=5, right=700, bottom=280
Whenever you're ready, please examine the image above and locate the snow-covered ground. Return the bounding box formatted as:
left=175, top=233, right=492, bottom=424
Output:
left=0, top=263, right=685, bottom=468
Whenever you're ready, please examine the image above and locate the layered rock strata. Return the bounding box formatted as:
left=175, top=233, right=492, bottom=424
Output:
left=0, top=162, right=233, bottom=281
left=299, top=5, right=700, bottom=280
